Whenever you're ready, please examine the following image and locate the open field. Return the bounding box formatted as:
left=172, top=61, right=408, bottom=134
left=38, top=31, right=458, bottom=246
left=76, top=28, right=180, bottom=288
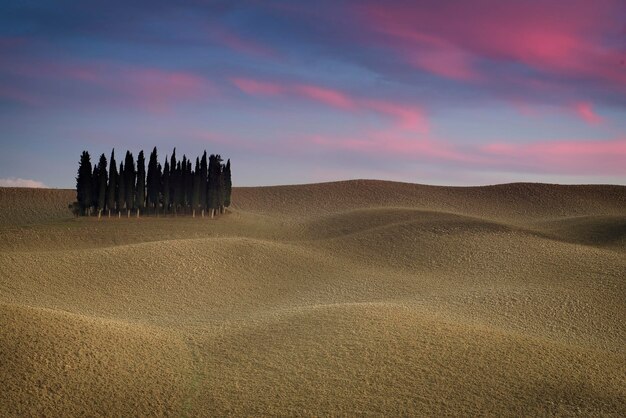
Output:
left=1, top=180, right=625, bottom=416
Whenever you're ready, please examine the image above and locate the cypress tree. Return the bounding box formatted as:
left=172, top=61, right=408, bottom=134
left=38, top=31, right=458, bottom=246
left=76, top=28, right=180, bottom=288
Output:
left=136, top=150, right=146, bottom=217
left=207, top=154, right=223, bottom=217
left=117, top=162, right=125, bottom=217
left=181, top=155, right=188, bottom=211
left=186, top=159, right=193, bottom=212
left=97, top=153, right=108, bottom=218
left=169, top=149, right=177, bottom=213
left=174, top=161, right=183, bottom=214
left=107, top=149, right=117, bottom=217
left=156, top=162, right=162, bottom=216
left=224, top=159, right=232, bottom=208
left=200, top=151, right=208, bottom=217
left=162, top=158, right=170, bottom=215
left=76, top=151, right=92, bottom=216
left=124, top=151, right=135, bottom=217
left=192, top=157, right=201, bottom=217
left=217, top=160, right=225, bottom=214
left=146, top=147, right=158, bottom=213
left=91, top=166, right=99, bottom=213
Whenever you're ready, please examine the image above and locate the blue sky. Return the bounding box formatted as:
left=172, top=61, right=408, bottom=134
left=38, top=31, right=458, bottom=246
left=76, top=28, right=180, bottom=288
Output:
left=1, top=0, right=625, bottom=188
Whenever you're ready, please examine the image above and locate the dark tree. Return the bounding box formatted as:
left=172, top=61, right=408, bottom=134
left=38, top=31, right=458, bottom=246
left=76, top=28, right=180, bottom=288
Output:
left=124, top=151, right=135, bottom=217
left=169, top=149, right=177, bottom=212
left=181, top=155, right=188, bottom=210
left=96, top=153, right=108, bottom=218
left=162, top=158, right=170, bottom=214
left=207, top=154, right=216, bottom=217
left=200, top=151, right=208, bottom=216
left=174, top=161, right=183, bottom=214
left=76, top=151, right=92, bottom=216
left=186, top=159, right=193, bottom=212
left=117, top=162, right=125, bottom=217
left=217, top=161, right=225, bottom=214
left=207, top=154, right=222, bottom=217
left=91, top=165, right=99, bottom=212
left=146, top=147, right=159, bottom=213
left=192, top=157, right=201, bottom=217
left=224, top=159, right=232, bottom=208
left=106, top=149, right=117, bottom=217
left=136, top=150, right=146, bottom=217
left=156, top=162, right=162, bottom=215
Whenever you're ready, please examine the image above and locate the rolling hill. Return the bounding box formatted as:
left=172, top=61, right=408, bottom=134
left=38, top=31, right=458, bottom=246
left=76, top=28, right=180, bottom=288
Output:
left=1, top=181, right=625, bottom=416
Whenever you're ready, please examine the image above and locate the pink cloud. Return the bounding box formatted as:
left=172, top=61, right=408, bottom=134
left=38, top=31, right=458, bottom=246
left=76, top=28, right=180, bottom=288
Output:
left=573, top=102, right=604, bottom=125
left=410, top=49, right=479, bottom=81
left=363, top=100, right=428, bottom=133
left=0, top=59, right=215, bottom=112
left=0, top=177, right=47, bottom=188
left=209, top=26, right=278, bottom=59
left=304, top=127, right=626, bottom=176
left=292, top=84, right=355, bottom=109
left=482, top=138, right=626, bottom=174
left=231, top=77, right=428, bottom=133
left=308, top=129, right=472, bottom=164
left=231, top=77, right=285, bottom=95
left=358, top=1, right=626, bottom=88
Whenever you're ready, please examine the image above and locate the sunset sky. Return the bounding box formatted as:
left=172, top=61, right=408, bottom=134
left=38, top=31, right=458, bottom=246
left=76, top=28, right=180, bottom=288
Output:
left=1, top=0, right=625, bottom=188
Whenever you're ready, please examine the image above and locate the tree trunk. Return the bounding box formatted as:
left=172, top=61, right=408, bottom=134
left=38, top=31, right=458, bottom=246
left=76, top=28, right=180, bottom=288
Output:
left=98, top=209, right=102, bottom=220
left=136, top=208, right=140, bottom=218
left=127, top=209, right=130, bottom=218
left=211, top=209, right=214, bottom=218
left=118, top=211, right=121, bottom=218
left=192, top=209, right=196, bottom=218
left=108, top=209, right=111, bottom=218
left=201, top=209, right=205, bottom=218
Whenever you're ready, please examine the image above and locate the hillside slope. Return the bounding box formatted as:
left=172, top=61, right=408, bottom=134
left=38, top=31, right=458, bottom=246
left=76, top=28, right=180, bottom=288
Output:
left=1, top=181, right=625, bottom=416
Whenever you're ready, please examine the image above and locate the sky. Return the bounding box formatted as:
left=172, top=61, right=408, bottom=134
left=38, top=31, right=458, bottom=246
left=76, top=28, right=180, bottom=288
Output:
left=1, top=0, right=625, bottom=188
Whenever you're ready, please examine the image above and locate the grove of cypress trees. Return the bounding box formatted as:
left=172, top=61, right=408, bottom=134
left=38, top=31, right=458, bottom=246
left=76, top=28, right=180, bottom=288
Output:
left=76, top=151, right=93, bottom=216
left=107, top=149, right=117, bottom=217
left=136, top=150, right=146, bottom=217
left=74, top=147, right=231, bottom=218
left=97, top=153, right=108, bottom=218
left=124, top=151, right=135, bottom=217
left=117, top=162, right=125, bottom=217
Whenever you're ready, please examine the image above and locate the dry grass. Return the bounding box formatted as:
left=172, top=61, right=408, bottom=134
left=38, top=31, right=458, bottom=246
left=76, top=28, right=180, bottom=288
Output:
left=1, top=181, right=625, bottom=416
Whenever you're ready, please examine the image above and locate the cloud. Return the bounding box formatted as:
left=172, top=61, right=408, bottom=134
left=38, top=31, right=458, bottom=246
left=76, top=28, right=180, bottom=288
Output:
left=572, top=102, right=604, bottom=125
left=209, top=25, right=279, bottom=59
left=0, top=177, right=47, bottom=188
left=0, top=59, right=216, bottom=112
left=482, top=138, right=626, bottom=175
left=359, top=1, right=625, bottom=82
left=231, top=77, right=428, bottom=133
left=230, top=77, right=285, bottom=95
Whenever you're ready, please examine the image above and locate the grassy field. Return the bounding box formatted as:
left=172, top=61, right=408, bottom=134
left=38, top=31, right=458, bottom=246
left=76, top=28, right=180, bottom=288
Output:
left=1, top=180, right=625, bottom=416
